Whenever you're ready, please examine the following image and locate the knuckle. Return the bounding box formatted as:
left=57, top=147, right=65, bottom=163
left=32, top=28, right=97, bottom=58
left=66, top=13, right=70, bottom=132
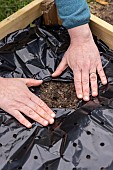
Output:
left=28, top=109, right=35, bottom=117
left=92, top=85, right=97, bottom=91
left=37, top=107, right=42, bottom=113
left=8, top=102, right=18, bottom=109
left=38, top=100, right=45, bottom=107
left=33, top=104, right=39, bottom=111
left=83, top=88, right=89, bottom=94
left=90, top=75, right=97, bottom=81
left=98, top=68, right=103, bottom=73
left=82, top=79, right=89, bottom=85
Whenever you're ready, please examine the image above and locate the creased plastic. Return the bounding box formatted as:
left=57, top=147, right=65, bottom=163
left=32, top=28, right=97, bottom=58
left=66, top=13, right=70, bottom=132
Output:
left=0, top=23, right=113, bottom=170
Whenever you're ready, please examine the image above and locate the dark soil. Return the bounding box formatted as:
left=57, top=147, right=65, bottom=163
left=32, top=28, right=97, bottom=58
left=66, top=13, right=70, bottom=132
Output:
left=90, top=0, right=113, bottom=25
left=40, top=81, right=78, bottom=109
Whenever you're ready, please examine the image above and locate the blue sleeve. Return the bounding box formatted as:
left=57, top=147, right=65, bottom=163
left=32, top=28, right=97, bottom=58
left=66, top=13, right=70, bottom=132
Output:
left=55, top=0, right=91, bottom=29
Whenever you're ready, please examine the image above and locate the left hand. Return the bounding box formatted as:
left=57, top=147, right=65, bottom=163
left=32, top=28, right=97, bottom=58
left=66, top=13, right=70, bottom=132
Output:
left=52, top=24, right=107, bottom=101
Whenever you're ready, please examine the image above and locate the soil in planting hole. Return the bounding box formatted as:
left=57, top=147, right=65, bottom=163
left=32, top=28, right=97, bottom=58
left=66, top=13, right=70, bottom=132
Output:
left=39, top=81, right=78, bottom=109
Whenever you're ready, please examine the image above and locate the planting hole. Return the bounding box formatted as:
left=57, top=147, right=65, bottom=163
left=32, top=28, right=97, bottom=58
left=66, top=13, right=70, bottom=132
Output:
left=13, top=134, right=17, bottom=138
left=34, top=156, right=38, bottom=159
left=40, top=82, right=78, bottom=109
left=100, top=167, right=106, bottom=170
left=100, top=142, right=105, bottom=147
left=86, top=131, right=91, bottom=135
left=73, top=143, right=77, bottom=147
left=0, top=143, right=2, bottom=147
left=86, top=155, right=91, bottom=159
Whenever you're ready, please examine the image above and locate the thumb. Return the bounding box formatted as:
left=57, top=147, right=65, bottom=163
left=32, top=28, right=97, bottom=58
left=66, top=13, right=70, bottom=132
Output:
left=52, top=56, right=68, bottom=77
left=20, top=78, right=43, bottom=87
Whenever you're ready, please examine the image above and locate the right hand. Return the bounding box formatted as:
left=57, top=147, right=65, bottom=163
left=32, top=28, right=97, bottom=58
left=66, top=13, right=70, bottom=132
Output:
left=0, top=78, right=55, bottom=128
left=52, top=24, right=107, bottom=101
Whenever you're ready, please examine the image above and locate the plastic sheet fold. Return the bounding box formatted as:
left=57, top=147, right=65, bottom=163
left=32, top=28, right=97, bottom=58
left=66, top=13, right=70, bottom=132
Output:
left=0, top=22, right=113, bottom=170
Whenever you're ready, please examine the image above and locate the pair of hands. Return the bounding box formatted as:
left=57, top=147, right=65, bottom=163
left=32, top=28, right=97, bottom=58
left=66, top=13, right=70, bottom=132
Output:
left=0, top=24, right=107, bottom=128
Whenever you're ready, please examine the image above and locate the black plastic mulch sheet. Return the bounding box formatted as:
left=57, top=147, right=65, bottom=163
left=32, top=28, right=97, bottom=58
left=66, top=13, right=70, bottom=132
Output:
left=0, top=23, right=113, bottom=170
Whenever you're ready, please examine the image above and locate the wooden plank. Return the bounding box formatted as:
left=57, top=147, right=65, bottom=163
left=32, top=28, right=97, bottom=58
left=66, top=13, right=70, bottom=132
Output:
left=41, top=0, right=58, bottom=25
left=90, top=14, right=113, bottom=50
left=0, top=0, right=44, bottom=40
left=0, top=0, right=113, bottom=50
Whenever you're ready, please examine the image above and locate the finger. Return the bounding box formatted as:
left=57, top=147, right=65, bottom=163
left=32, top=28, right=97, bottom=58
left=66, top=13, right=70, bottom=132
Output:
left=97, top=62, right=107, bottom=85
left=89, top=66, right=98, bottom=97
left=74, top=69, right=83, bottom=99
left=30, top=93, right=56, bottom=118
left=19, top=78, right=43, bottom=87
left=89, top=70, right=98, bottom=97
left=82, top=69, right=89, bottom=101
left=52, top=56, right=68, bottom=77
left=9, top=110, right=32, bottom=128
left=19, top=106, right=50, bottom=126
left=21, top=98, right=55, bottom=124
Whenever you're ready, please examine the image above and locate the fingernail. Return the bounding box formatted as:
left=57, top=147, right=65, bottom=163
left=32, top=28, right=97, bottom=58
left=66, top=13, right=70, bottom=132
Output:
left=51, top=113, right=56, bottom=118
left=39, top=80, right=43, bottom=83
left=50, top=118, right=54, bottom=124
left=84, top=96, right=89, bottom=101
left=103, top=80, right=107, bottom=85
left=44, top=120, right=48, bottom=126
left=78, top=94, right=83, bottom=99
left=27, top=123, right=32, bottom=128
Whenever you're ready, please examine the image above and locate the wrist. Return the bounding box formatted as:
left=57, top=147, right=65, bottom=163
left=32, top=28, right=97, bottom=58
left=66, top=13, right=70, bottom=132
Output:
left=68, top=24, right=93, bottom=44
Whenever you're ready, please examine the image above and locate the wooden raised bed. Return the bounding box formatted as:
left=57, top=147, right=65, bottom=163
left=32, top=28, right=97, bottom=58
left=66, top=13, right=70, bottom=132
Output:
left=0, top=0, right=113, bottom=50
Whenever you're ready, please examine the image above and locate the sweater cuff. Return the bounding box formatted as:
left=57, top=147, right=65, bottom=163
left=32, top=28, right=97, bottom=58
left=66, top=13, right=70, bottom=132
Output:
left=56, top=0, right=91, bottom=29
left=63, top=18, right=90, bottom=29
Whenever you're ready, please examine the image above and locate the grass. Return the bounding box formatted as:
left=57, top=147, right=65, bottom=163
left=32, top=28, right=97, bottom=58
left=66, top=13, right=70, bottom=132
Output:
left=0, top=0, right=95, bottom=22
left=0, top=0, right=32, bottom=21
